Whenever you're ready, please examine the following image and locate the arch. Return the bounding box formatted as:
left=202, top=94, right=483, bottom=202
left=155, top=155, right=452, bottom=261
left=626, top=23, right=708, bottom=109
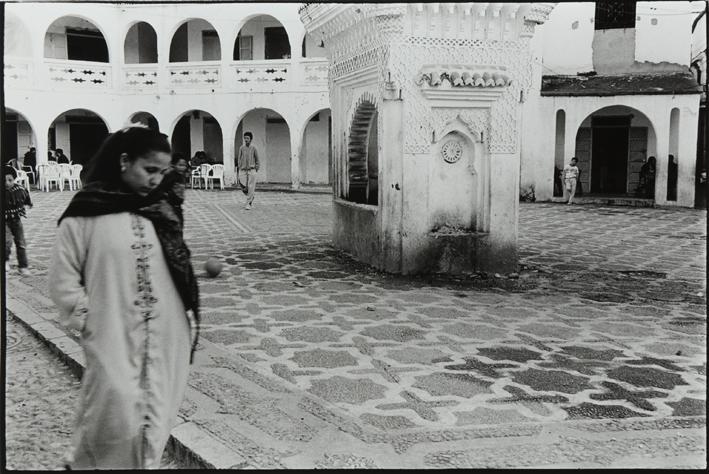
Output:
left=235, top=108, right=292, bottom=183
left=124, top=21, right=158, bottom=64
left=4, top=12, right=33, bottom=57
left=168, top=18, right=222, bottom=62
left=299, top=108, right=332, bottom=185
left=230, top=106, right=292, bottom=140
left=170, top=109, right=224, bottom=164
left=574, top=105, right=657, bottom=197
left=44, top=15, right=110, bottom=62
left=233, top=14, right=291, bottom=61
left=667, top=107, right=680, bottom=201
left=4, top=108, right=37, bottom=166
left=301, top=31, right=326, bottom=58
left=347, top=99, right=378, bottom=205
left=48, top=108, right=110, bottom=165
left=554, top=109, right=566, bottom=197
left=127, top=111, right=160, bottom=131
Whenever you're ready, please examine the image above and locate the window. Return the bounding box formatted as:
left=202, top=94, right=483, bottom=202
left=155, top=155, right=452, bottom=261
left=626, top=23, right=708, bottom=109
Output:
left=264, top=26, right=290, bottom=60
left=594, top=0, right=636, bottom=30
left=235, top=34, right=252, bottom=60
left=202, top=30, right=220, bottom=60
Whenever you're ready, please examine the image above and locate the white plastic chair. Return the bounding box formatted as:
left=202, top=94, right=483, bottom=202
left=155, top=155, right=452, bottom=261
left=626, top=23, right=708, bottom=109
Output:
left=68, top=164, right=83, bottom=190
left=21, top=165, right=35, bottom=185
left=199, top=164, right=212, bottom=189
left=35, top=164, right=47, bottom=190
left=190, top=168, right=202, bottom=189
left=58, top=163, right=73, bottom=190
left=42, top=164, right=62, bottom=191
left=15, top=169, right=30, bottom=189
left=207, top=164, right=225, bottom=190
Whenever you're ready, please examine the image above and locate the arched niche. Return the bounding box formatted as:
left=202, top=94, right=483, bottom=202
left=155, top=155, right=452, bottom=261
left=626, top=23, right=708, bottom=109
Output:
left=4, top=13, right=33, bottom=57
left=124, top=22, right=158, bottom=64
left=44, top=16, right=109, bottom=62
left=169, top=19, right=221, bottom=62
left=128, top=111, right=160, bottom=131
left=48, top=109, right=110, bottom=165
left=171, top=110, right=223, bottom=163
left=234, top=15, right=291, bottom=60
left=575, top=105, right=657, bottom=196
left=430, top=125, right=482, bottom=232
left=347, top=101, right=378, bottom=205
left=235, top=108, right=291, bottom=183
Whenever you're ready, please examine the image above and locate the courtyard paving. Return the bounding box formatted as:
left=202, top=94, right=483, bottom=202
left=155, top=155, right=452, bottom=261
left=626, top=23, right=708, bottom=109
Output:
left=5, top=189, right=707, bottom=468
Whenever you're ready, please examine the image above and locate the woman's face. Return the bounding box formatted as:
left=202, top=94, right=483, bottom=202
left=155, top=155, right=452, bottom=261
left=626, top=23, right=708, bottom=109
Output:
left=120, top=151, right=171, bottom=196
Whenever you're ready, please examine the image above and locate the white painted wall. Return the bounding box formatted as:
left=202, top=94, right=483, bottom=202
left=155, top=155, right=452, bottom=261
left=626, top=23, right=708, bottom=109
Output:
left=301, top=109, right=330, bottom=183
left=635, top=1, right=698, bottom=65
left=266, top=122, right=292, bottom=182
left=541, top=1, right=699, bottom=75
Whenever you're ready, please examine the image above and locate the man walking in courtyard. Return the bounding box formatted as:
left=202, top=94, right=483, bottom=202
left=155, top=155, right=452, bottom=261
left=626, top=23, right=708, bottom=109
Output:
left=237, top=131, right=260, bottom=210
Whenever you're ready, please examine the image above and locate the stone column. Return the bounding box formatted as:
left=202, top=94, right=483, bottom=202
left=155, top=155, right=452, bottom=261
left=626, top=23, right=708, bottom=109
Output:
left=190, top=114, right=204, bottom=156
left=677, top=107, right=699, bottom=207
left=380, top=92, right=404, bottom=273
left=290, top=126, right=304, bottom=189
left=653, top=112, right=670, bottom=206
left=222, top=134, right=236, bottom=186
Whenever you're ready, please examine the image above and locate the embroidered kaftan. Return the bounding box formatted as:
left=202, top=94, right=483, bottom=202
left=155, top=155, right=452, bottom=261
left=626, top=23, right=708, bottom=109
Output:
left=49, top=213, right=191, bottom=469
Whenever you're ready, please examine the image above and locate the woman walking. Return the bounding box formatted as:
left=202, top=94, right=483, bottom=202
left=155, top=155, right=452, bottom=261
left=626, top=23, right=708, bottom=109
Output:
left=49, top=126, right=199, bottom=469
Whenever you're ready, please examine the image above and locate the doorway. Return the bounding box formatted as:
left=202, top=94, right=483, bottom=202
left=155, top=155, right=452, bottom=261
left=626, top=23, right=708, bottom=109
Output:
left=591, top=116, right=630, bottom=194
left=69, top=122, right=109, bottom=165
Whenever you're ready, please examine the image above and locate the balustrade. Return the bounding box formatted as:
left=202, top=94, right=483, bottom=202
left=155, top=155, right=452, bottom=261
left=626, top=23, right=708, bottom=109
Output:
left=8, top=57, right=330, bottom=93
left=44, top=59, right=112, bottom=88
left=229, top=60, right=290, bottom=87
left=4, top=56, right=32, bottom=85
left=123, top=64, right=159, bottom=91
left=167, top=62, right=221, bottom=88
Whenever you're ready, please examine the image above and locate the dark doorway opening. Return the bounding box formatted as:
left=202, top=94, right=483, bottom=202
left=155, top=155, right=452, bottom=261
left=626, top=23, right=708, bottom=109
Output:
left=172, top=116, right=191, bottom=158
left=69, top=121, right=109, bottom=165
left=4, top=117, right=18, bottom=163
left=591, top=116, right=630, bottom=194
left=264, top=27, right=290, bottom=59
left=66, top=28, right=108, bottom=62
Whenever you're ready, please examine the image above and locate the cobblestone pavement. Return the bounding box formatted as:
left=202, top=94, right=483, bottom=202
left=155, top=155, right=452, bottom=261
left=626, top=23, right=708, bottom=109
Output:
left=4, top=315, right=184, bottom=469
left=5, top=189, right=706, bottom=468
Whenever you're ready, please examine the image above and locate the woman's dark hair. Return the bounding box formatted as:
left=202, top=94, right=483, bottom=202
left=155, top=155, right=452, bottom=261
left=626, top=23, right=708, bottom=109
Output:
left=244, top=132, right=253, bottom=139
left=84, top=126, right=171, bottom=185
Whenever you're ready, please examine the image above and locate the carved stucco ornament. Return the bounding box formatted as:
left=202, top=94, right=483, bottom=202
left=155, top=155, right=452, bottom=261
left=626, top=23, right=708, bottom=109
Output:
left=415, top=65, right=512, bottom=108
left=441, top=139, right=463, bottom=164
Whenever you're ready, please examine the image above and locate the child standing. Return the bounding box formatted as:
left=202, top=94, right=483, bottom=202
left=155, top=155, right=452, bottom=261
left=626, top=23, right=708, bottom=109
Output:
left=4, top=166, right=32, bottom=275
left=563, top=157, right=580, bottom=205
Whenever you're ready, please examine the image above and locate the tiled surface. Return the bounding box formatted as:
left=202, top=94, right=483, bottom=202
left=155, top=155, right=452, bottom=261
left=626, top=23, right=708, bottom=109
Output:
left=5, top=189, right=706, bottom=468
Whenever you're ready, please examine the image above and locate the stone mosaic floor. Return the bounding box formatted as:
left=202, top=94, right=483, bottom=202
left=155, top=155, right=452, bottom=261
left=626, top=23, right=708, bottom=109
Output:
left=5, top=189, right=706, bottom=468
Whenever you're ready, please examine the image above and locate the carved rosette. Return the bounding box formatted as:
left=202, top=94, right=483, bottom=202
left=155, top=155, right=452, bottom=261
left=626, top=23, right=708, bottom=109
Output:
left=441, top=139, right=463, bottom=164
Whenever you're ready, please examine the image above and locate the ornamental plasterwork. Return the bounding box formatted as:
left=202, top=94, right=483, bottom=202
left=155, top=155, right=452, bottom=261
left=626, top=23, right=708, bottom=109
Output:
left=302, top=3, right=553, bottom=155
left=389, top=37, right=531, bottom=154
left=416, top=66, right=512, bottom=89
left=441, top=139, right=463, bottom=164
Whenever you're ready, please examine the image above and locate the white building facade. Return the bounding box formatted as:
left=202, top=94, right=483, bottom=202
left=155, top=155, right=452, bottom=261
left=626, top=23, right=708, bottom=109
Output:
left=4, top=1, right=331, bottom=187
left=520, top=1, right=704, bottom=208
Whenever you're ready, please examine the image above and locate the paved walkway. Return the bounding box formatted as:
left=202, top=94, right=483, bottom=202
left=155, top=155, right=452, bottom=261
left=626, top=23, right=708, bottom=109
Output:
left=5, top=189, right=706, bottom=468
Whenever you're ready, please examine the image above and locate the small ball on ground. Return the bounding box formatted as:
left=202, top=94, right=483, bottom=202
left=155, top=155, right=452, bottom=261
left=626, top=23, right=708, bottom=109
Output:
left=205, top=257, right=223, bottom=277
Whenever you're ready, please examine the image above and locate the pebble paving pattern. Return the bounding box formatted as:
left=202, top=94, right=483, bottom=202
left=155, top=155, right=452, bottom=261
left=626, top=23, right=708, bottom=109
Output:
left=5, top=189, right=706, bottom=468
left=4, top=316, right=184, bottom=469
